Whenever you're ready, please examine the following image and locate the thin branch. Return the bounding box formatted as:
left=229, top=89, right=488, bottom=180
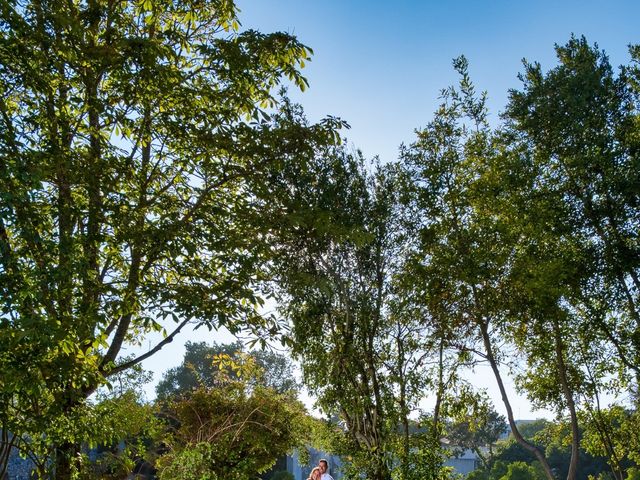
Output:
left=105, top=316, right=191, bottom=377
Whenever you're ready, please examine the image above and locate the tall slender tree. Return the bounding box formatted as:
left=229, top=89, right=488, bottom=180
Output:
left=272, top=148, right=450, bottom=479
left=504, top=36, right=640, bottom=385
left=498, top=36, right=640, bottom=480
left=399, top=56, right=561, bottom=480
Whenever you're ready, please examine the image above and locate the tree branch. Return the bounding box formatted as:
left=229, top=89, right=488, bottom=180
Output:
left=105, top=316, right=191, bottom=377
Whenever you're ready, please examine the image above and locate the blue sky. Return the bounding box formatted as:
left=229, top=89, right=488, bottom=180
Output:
left=137, top=0, right=638, bottom=417
left=239, top=0, right=640, bottom=162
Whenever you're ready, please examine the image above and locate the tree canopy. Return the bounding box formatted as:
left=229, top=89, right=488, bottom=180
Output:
left=1, top=0, right=639, bottom=477
left=156, top=357, right=309, bottom=480
left=155, top=341, right=300, bottom=399
left=273, top=37, right=640, bottom=480
left=0, top=0, right=344, bottom=476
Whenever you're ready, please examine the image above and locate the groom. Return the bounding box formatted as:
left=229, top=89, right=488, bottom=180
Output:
left=318, top=459, right=334, bottom=480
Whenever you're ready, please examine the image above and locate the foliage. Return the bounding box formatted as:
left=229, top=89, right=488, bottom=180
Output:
left=0, top=0, right=345, bottom=476
left=156, top=382, right=309, bottom=480
left=469, top=417, right=617, bottom=480
left=467, top=460, right=546, bottom=480
left=155, top=341, right=300, bottom=400
left=397, top=37, right=640, bottom=480
left=495, top=36, right=640, bottom=479
left=581, top=405, right=640, bottom=475
left=398, top=52, right=560, bottom=480
left=390, top=426, right=460, bottom=480
left=498, top=461, right=547, bottom=480
left=446, top=393, right=507, bottom=468
left=2, top=1, right=639, bottom=476
left=516, top=421, right=552, bottom=442
left=626, top=468, right=640, bottom=480
left=75, top=390, right=163, bottom=480
left=502, top=35, right=640, bottom=399
left=156, top=341, right=244, bottom=399
left=270, top=145, right=458, bottom=479
left=271, top=471, right=295, bottom=480
left=272, top=149, right=392, bottom=479
left=1, top=377, right=160, bottom=479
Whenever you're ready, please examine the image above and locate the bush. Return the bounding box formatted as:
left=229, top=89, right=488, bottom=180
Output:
left=627, top=467, right=640, bottom=480
left=498, top=461, right=546, bottom=480
left=156, top=384, right=309, bottom=480
left=271, top=471, right=295, bottom=480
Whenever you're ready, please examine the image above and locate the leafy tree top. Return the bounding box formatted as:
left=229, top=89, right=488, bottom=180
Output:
left=155, top=341, right=300, bottom=399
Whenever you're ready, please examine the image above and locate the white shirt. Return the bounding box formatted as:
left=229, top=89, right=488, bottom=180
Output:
left=321, top=473, right=334, bottom=480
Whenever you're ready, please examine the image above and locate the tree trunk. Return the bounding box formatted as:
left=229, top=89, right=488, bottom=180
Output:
left=372, top=459, right=390, bottom=480
left=552, top=318, right=580, bottom=480
left=55, top=441, right=79, bottom=480
left=0, top=429, right=15, bottom=479
left=479, top=321, right=556, bottom=480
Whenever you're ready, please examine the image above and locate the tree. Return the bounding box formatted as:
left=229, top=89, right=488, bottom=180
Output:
left=0, top=360, right=159, bottom=480
left=0, top=0, right=344, bottom=476
left=270, top=145, right=459, bottom=479
left=155, top=340, right=300, bottom=400
left=503, top=36, right=640, bottom=390
left=397, top=39, right=640, bottom=478
left=447, top=394, right=507, bottom=469
left=495, top=36, right=640, bottom=479
left=276, top=152, right=398, bottom=480
left=155, top=363, right=309, bottom=480
left=399, top=55, right=559, bottom=480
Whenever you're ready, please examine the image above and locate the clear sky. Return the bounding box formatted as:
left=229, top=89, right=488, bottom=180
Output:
left=239, top=0, right=640, bottom=163
left=136, top=0, right=639, bottom=418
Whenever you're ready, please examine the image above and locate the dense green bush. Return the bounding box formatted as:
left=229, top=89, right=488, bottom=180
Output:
left=271, top=471, right=295, bottom=480
left=155, top=381, right=309, bottom=480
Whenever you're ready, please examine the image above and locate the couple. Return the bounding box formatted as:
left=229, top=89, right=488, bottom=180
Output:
left=307, top=458, right=334, bottom=480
